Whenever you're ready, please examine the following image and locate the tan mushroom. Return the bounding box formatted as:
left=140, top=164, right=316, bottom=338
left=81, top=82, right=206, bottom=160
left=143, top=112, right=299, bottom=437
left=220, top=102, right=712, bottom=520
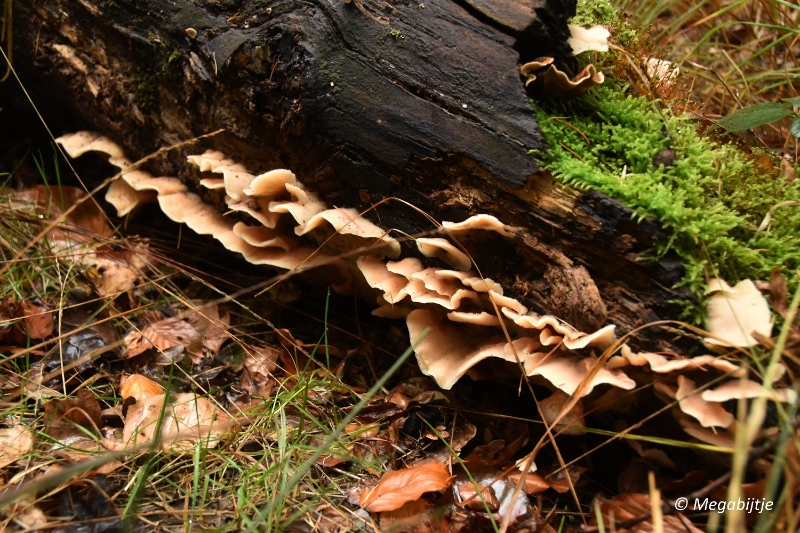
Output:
left=520, top=57, right=555, bottom=87
left=539, top=63, right=605, bottom=99
left=386, top=257, right=424, bottom=279
left=611, top=345, right=743, bottom=375
left=446, top=311, right=502, bottom=326
left=416, top=237, right=472, bottom=270
left=654, top=378, right=734, bottom=429
left=356, top=255, right=410, bottom=304
left=56, top=131, right=131, bottom=169
left=441, top=214, right=519, bottom=237
left=105, top=180, right=154, bottom=216
left=232, top=222, right=291, bottom=251
left=701, top=380, right=797, bottom=404
left=244, top=168, right=297, bottom=197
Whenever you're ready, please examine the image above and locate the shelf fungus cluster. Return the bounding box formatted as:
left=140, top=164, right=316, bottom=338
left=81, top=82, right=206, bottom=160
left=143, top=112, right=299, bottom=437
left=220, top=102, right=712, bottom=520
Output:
left=56, top=132, right=795, bottom=445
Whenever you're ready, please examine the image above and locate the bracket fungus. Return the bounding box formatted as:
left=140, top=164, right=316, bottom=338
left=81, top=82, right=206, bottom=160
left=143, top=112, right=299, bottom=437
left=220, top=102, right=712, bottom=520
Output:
left=520, top=59, right=605, bottom=99
left=55, top=132, right=795, bottom=439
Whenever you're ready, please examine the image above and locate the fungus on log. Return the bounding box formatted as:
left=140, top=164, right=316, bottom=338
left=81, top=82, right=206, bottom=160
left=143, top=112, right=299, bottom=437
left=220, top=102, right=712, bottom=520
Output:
left=7, top=0, right=688, bottom=354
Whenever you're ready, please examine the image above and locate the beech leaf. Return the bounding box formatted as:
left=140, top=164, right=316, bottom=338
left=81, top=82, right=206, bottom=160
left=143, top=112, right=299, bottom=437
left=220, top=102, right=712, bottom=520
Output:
left=119, top=373, right=164, bottom=402
left=360, top=461, right=453, bottom=512
left=0, top=423, right=34, bottom=468
left=124, top=317, right=200, bottom=358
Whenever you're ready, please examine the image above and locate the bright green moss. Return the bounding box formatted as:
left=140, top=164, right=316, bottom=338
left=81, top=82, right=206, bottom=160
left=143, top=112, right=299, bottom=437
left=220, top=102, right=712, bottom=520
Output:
left=572, top=0, right=617, bottom=27
left=533, top=86, right=800, bottom=320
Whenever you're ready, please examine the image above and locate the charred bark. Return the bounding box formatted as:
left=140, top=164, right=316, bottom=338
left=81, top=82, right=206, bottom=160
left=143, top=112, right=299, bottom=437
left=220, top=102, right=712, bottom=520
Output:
left=5, top=0, right=691, bottom=351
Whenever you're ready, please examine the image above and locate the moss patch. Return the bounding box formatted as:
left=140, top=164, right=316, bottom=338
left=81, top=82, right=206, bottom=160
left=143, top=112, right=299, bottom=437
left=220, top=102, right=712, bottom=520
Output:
left=533, top=86, right=800, bottom=319
left=572, top=0, right=617, bottom=27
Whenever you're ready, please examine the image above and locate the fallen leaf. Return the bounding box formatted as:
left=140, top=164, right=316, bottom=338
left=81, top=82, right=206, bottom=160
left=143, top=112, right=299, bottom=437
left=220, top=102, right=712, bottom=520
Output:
left=379, top=498, right=451, bottom=532
left=243, top=344, right=280, bottom=381
left=360, top=460, right=454, bottom=512
left=123, top=317, right=200, bottom=358
left=455, top=480, right=499, bottom=511
left=88, top=243, right=150, bottom=295
left=0, top=304, right=13, bottom=342
left=593, top=493, right=702, bottom=533
left=546, top=465, right=586, bottom=494
left=0, top=423, right=34, bottom=468
left=119, top=373, right=164, bottom=402
left=106, top=393, right=233, bottom=451
left=189, top=303, right=230, bottom=355
left=768, top=267, right=789, bottom=318
left=14, top=300, right=54, bottom=342
left=506, top=471, right=552, bottom=495
left=705, top=279, right=772, bottom=347
left=463, top=434, right=528, bottom=472
left=44, top=389, right=102, bottom=431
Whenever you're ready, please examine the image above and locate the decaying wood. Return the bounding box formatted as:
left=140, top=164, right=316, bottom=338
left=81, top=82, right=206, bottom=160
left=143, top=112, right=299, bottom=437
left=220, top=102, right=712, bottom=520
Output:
left=7, top=0, right=689, bottom=351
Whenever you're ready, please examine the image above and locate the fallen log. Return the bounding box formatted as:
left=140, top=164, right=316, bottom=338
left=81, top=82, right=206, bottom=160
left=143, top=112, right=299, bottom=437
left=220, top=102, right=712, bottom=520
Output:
left=6, top=0, right=690, bottom=352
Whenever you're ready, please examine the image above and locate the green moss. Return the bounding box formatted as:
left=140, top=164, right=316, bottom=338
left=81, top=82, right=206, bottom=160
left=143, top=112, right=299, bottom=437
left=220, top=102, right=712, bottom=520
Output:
left=572, top=0, right=638, bottom=49
left=533, top=86, right=800, bottom=320
left=572, top=0, right=617, bottom=27
left=130, top=69, right=157, bottom=113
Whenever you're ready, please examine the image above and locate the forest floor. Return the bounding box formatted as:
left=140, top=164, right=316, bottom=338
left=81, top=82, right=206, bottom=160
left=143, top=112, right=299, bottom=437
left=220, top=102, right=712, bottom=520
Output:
left=0, top=1, right=799, bottom=532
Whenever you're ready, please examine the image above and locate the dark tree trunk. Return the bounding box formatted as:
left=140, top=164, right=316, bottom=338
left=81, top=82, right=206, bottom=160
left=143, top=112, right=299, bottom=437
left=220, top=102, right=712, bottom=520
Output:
left=6, top=0, right=690, bottom=351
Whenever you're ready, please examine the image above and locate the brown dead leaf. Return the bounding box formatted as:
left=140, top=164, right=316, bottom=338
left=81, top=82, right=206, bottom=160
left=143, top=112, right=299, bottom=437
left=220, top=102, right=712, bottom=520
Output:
left=455, top=480, right=499, bottom=511
left=768, top=267, right=790, bottom=319
left=379, top=498, right=451, bottom=532
left=123, top=317, right=200, bottom=358
left=546, top=465, right=586, bottom=494
left=0, top=423, right=34, bottom=468
left=0, top=304, right=13, bottom=342
left=507, top=471, right=552, bottom=495
left=462, top=434, right=528, bottom=472
left=14, top=300, right=54, bottom=342
left=360, top=460, right=454, bottom=512
left=189, top=303, right=230, bottom=355
left=12, top=185, right=112, bottom=239
left=105, top=393, right=233, bottom=451
left=243, top=344, right=281, bottom=381
left=593, top=493, right=702, bottom=533
left=44, top=389, right=102, bottom=431
left=89, top=244, right=150, bottom=295
left=119, top=373, right=164, bottom=402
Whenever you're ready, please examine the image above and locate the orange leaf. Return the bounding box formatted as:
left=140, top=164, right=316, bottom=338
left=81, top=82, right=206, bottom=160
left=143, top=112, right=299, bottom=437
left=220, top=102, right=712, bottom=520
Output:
left=119, top=373, right=164, bottom=401
left=16, top=301, right=54, bottom=341
left=360, top=461, right=453, bottom=512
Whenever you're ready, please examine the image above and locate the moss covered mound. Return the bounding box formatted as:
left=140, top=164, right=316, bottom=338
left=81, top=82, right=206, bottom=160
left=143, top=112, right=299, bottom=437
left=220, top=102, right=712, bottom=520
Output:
left=534, top=87, right=800, bottom=318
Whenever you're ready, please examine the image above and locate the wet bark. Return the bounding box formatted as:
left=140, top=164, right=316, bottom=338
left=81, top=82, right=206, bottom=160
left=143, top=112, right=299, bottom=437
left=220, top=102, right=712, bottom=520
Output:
left=6, top=0, right=692, bottom=351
